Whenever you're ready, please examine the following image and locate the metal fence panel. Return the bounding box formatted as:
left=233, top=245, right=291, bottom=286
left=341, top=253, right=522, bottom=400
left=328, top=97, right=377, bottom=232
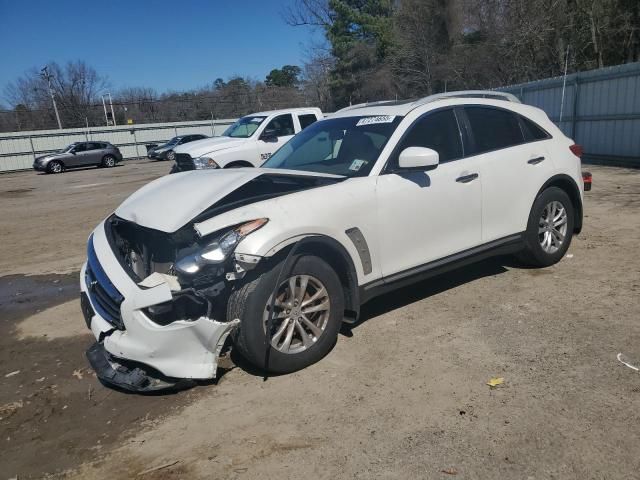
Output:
left=500, top=62, right=640, bottom=166
left=0, top=119, right=235, bottom=172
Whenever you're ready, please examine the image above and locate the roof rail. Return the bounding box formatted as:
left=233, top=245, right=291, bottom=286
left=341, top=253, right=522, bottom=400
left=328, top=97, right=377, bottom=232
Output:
left=335, top=99, right=398, bottom=113
left=412, top=90, right=521, bottom=107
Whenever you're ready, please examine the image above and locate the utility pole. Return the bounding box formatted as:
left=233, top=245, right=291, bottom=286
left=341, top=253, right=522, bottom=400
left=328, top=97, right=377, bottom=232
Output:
left=102, top=93, right=117, bottom=126
left=40, top=66, right=62, bottom=130
left=108, top=92, right=117, bottom=126
left=102, top=95, right=109, bottom=126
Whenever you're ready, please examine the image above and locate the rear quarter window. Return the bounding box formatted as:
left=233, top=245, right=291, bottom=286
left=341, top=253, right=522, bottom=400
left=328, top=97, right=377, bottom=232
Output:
left=465, top=106, right=524, bottom=154
left=519, top=116, right=551, bottom=141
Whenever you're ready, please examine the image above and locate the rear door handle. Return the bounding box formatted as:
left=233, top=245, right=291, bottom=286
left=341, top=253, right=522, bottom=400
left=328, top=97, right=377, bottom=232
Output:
left=456, top=173, right=479, bottom=183
left=527, top=156, right=545, bottom=165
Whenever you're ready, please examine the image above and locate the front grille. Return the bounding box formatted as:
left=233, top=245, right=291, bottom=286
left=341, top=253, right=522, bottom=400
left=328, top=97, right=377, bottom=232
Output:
left=175, top=153, right=195, bottom=171
left=86, top=236, right=125, bottom=329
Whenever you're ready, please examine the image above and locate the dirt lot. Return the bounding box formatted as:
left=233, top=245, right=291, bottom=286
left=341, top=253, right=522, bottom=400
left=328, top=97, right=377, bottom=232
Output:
left=1, top=161, right=640, bottom=479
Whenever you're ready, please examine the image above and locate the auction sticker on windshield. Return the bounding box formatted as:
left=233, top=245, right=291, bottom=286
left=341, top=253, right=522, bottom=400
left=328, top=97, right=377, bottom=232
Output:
left=349, top=159, right=367, bottom=171
left=356, top=115, right=395, bottom=126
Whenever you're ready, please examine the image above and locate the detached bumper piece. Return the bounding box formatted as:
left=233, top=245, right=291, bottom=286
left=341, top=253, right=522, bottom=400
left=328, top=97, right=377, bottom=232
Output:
left=86, top=343, right=195, bottom=393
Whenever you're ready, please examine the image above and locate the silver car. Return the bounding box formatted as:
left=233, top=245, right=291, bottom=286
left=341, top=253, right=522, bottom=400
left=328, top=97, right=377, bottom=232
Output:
left=33, top=142, right=123, bottom=174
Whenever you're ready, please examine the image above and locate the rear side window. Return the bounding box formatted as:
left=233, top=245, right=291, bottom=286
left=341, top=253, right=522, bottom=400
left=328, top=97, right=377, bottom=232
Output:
left=396, top=109, right=463, bottom=163
left=465, top=107, right=524, bottom=154
left=520, top=116, right=551, bottom=141
left=298, top=114, right=318, bottom=130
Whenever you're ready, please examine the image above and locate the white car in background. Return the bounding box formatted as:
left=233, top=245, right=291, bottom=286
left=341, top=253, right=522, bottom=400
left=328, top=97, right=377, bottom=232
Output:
left=81, top=91, right=585, bottom=392
left=170, top=107, right=322, bottom=172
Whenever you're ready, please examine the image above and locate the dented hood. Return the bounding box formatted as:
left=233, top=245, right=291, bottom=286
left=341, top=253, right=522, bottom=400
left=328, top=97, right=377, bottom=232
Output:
left=174, top=136, right=247, bottom=158
left=115, top=168, right=342, bottom=232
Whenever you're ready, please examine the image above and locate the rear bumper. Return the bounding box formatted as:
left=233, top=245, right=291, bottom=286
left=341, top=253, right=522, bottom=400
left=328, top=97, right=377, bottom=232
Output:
left=80, top=221, right=238, bottom=383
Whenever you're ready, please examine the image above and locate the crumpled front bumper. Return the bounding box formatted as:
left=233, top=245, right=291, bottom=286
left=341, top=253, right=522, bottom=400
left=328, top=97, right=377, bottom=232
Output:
left=80, top=221, right=238, bottom=389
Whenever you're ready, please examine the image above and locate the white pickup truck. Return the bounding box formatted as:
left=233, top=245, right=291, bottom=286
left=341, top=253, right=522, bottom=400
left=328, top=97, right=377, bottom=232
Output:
left=170, top=107, right=323, bottom=172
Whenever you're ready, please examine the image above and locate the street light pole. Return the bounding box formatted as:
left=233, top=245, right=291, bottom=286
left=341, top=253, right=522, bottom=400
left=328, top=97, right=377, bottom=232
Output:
left=40, top=66, right=62, bottom=130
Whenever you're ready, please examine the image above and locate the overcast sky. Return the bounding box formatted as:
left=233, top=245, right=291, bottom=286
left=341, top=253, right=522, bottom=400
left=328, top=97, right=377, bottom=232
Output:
left=0, top=0, right=322, bottom=98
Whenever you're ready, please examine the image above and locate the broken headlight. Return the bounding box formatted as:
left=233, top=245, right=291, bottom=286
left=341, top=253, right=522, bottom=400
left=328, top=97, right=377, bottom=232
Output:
left=174, top=218, right=268, bottom=276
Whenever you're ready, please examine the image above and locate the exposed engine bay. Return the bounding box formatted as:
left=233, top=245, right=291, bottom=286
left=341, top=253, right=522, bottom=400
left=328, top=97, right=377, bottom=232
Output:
left=81, top=170, right=345, bottom=391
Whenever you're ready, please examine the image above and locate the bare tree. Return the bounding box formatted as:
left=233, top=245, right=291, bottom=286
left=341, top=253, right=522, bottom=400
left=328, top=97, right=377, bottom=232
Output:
left=281, top=0, right=332, bottom=27
left=4, top=60, right=109, bottom=129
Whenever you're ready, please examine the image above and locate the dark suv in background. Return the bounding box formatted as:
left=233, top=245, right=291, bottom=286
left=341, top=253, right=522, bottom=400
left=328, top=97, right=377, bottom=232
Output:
left=147, top=134, right=208, bottom=161
left=33, top=142, right=123, bottom=174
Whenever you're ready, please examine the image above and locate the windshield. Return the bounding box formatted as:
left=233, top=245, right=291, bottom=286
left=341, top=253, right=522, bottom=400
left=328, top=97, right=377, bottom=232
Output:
left=165, top=137, right=180, bottom=146
left=262, top=115, right=403, bottom=177
left=60, top=143, right=78, bottom=152
left=222, top=116, right=266, bottom=138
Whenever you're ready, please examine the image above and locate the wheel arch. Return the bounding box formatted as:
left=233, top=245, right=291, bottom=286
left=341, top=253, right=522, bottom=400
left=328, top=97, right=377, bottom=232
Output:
left=47, top=159, right=64, bottom=171
left=536, top=174, right=583, bottom=234
left=265, top=235, right=361, bottom=323
left=225, top=160, right=254, bottom=168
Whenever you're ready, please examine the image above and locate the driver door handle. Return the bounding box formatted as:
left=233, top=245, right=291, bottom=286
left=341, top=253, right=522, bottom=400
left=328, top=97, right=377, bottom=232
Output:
left=456, top=173, right=479, bottom=183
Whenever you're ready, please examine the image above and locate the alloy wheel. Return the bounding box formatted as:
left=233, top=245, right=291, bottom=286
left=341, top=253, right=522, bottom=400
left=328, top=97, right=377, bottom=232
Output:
left=538, top=200, right=568, bottom=254
left=263, top=274, right=331, bottom=354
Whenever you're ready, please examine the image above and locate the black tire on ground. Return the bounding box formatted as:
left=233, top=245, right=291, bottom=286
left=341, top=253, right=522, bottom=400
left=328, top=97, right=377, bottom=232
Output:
left=101, top=155, right=116, bottom=168
left=46, top=160, right=63, bottom=174
left=169, top=164, right=179, bottom=174
left=228, top=254, right=344, bottom=374
left=517, top=186, right=575, bottom=267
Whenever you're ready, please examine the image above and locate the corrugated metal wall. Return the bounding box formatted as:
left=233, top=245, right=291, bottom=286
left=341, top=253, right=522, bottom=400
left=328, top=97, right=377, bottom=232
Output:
left=499, top=62, right=640, bottom=166
left=0, top=119, right=235, bottom=172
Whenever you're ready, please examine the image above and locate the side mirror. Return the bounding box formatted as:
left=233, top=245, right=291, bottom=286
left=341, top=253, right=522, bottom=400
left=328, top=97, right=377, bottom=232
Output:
left=70, top=149, right=77, bottom=154
left=398, top=147, right=439, bottom=171
left=260, top=129, right=278, bottom=143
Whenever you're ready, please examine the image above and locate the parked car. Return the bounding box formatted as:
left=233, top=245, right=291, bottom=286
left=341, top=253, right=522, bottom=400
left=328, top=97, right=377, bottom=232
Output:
left=147, top=134, right=209, bottom=161
left=169, top=108, right=322, bottom=173
left=81, top=91, right=585, bottom=391
left=33, top=142, right=122, bottom=174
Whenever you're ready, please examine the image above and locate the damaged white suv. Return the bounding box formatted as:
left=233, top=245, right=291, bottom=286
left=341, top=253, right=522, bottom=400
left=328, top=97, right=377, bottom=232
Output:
left=81, top=91, right=585, bottom=391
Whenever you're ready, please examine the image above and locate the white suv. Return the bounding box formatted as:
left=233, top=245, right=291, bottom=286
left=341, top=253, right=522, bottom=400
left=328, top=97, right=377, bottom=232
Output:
left=81, top=91, right=584, bottom=391
left=170, top=108, right=323, bottom=172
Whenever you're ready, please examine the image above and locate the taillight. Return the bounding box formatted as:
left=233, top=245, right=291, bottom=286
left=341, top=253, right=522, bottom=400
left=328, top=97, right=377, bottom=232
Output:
left=570, top=144, right=583, bottom=158
left=582, top=171, right=592, bottom=191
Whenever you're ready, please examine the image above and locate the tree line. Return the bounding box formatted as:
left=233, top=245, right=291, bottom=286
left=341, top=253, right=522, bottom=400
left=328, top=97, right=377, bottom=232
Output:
left=1, top=0, right=638, bottom=132
left=286, top=0, right=639, bottom=108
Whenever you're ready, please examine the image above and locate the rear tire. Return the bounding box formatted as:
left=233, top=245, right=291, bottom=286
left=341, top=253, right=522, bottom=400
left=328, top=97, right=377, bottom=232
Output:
left=229, top=254, right=344, bottom=374
left=46, top=160, right=63, bottom=174
left=102, top=155, right=116, bottom=168
left=517, top=187, right=574, bottom=267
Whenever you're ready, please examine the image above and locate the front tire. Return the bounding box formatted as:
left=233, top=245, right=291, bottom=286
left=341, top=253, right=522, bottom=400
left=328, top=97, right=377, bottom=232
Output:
left=517, top=187, right=574, bottom=267
left=46, top=160, right=63, bottom=174
left=229, top=254, right=344, bottom=374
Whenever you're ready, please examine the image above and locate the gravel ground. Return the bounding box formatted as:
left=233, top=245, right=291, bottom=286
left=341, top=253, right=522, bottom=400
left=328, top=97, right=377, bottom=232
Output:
left=1, top=161, right=639, bottom=479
